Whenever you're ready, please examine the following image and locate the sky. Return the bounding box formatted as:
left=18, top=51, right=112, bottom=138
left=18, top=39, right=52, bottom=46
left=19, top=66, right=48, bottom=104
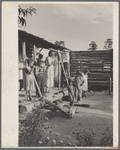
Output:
left=19, top=3, right=113, bottom=51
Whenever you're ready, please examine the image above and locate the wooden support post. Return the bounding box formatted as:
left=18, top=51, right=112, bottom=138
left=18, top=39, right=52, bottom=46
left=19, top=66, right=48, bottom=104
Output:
left=22, top=42, right=26, bottom=65
left=22, top=42, right=27, bottom=90
left=33, top=74, right=42, bottom=97
left=58, top=51, right=61, bottom=89
left=58, top=52, right=76, bottom=106
left=33, top=45, right=37, bottom=62
left=109, top=76, right=111, bottom=94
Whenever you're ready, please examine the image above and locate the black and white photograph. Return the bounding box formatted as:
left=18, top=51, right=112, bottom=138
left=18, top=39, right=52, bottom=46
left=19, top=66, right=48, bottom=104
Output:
left=2, top=2, right=119, bottom=148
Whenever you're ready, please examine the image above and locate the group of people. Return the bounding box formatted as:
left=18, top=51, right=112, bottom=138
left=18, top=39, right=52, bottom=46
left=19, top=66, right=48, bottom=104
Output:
left=19, top=49, right=90, bottom=102
left=21, top=50, right=57, bottom=101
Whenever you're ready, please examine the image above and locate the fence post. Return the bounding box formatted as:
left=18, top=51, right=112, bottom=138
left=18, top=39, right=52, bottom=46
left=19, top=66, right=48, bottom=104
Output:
left=109, top=76, right=111, bottom=94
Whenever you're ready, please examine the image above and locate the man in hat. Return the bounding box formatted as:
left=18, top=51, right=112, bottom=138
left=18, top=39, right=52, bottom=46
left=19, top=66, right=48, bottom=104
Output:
left=74, top=70, right=85, bottom=102
left=82, top=69, right=90, bottom=97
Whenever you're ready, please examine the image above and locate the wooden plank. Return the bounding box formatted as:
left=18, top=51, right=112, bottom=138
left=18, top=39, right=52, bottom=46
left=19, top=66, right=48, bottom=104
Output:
left=71, top=54, right=113, bottom=56
left=72, top=83, right=109, bottom=86
left=70, top=59, right=113, bottom=63
left=71, top=59, right=112, bottom=62
left=88, top=79, right=109, bottom=81
left=71, top=64, right=104, bottom=67
left=71, top=62, right=111, bottom=65
left=88, top=84, right=109, bottom=86
left=71, top=66, right=109, bottom=69
left=41, top=98, right=70, bottom=118
left=90, top=70, right=113, bottom=73
left=71, top=56, right=112, bottom=60
left=88, top=81, right=109, bottom=83
left=70, top=50, right=113, bottom=54
left=71, top=58, right=113, bottom=61
left=71, top=70, right=113, bottom=73
left=71, top=55, right=113, bottom=59
left=71, top=60, right=112, bottom=63
left=71, top=71, right=113, bottom=75
left=71, top=72, right=113, bottom=75
left=58, top=54, right=61, bottom=89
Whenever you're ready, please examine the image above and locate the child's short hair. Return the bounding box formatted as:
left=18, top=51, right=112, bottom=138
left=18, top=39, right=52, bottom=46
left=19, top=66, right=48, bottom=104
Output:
left=77, top=70, right=82, bottom=76
left=38, top=54, right=43, bottom=59
left=27, top=59, right=34, bottom=66
left=83, top=69, right=90, bottom=74
left=48, top=50, right=54, bottom=56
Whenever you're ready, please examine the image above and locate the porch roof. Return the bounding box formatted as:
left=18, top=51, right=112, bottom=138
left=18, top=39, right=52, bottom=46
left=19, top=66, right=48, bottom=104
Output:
left=19, top=30, right=70, bottom=52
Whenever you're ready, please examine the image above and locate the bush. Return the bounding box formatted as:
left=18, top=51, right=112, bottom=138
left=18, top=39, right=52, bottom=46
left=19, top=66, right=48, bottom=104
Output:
left=76, top=124, right=113, bottom=147
left=99, top=127, right=113, bottom=147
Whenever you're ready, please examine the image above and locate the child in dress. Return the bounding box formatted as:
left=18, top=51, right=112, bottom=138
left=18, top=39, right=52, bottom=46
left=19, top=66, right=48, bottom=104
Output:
left=82, top=69, right=90, bottom=97
left=74, top=70, right=85, bottom=102
left=24, top=59, right=35, bottom=101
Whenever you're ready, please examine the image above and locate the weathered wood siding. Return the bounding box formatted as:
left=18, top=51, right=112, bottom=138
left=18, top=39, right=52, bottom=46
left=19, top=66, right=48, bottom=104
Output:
left=70, top=50, right=113, bottom=91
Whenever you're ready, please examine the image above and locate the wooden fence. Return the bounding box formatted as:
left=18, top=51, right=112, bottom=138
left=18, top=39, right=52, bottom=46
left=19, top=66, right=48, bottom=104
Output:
left=70, top=49, right=113, bottom=92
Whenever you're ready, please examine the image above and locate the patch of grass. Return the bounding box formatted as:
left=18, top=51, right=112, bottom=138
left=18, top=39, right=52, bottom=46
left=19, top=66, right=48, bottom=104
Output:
left=19, top=107, right=51, bottom=147
left=99, top=127, right=113, bottom=147
left=75, top=124, right=113, bottom=147
left=76, top=123, right=96, bottom=146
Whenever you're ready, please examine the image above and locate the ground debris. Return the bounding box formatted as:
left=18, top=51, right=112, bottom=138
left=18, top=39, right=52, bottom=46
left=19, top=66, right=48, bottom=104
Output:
left=60, top=140, right=63, bottom=144
left=52, top=139, right=56, bottom=146
left=38, top=141, right=43, bottom=145
left=56, top=132, right=60, bottom=136
left=67, top=135, right=71, bottom=139
left=44, top=117, right=49, bottom=121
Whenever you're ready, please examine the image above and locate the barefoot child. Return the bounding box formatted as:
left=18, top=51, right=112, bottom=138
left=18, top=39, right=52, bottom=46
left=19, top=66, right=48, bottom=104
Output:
left=82, top=69, right=90, bottom=97
left=24, top=59, right=35, bottom=101
left=74, top=70, right=84, bottom=102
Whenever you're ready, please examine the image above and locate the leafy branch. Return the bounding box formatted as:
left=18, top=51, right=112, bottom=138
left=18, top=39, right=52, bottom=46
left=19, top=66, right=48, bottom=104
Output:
left=18, top=5, right=36, bottom=27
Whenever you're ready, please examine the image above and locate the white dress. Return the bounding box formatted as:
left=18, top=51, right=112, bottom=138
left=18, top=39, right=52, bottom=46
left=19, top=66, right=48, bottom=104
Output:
left=45, top=56, right=54, bottom=88
left=82, top=73, right=88, bottom=91
left=23, top=66, right=35, bottom=91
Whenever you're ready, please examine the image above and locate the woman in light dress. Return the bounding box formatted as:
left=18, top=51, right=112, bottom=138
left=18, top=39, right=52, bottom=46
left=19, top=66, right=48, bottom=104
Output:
left=45, top=50, right=56, bottom=92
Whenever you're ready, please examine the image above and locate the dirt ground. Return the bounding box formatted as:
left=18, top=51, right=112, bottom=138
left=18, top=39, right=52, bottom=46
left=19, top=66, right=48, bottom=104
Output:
left=19, top=88, right=113, bottom=147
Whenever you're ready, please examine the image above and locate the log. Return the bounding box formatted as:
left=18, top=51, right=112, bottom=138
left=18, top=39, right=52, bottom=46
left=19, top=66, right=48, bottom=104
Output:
left=40, top=98, right=71, bottom=118
left=71, top=63, right=112, bottom=67
left=88, top=81, right=109, bottom=83
left=71, top=57, right=113, bottom=59
left=70, top=50, right=113, bottom=55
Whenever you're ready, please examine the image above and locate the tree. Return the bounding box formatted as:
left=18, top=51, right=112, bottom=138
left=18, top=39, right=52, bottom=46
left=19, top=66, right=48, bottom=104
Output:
left=88, top=41, right=98, bottom=51
left=54, top=41, right=66, bottom=60
left=18, top=5, right=36, bottom=27
left=103, top=38, right=113, bottom=50
left=55, top=41, right=65, bottom=48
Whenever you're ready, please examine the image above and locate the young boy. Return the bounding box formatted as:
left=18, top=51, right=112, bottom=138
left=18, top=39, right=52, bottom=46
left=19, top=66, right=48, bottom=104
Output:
left=74, top=70, right=84, bottom=102
left=34, top=54, right=45, bottom=96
